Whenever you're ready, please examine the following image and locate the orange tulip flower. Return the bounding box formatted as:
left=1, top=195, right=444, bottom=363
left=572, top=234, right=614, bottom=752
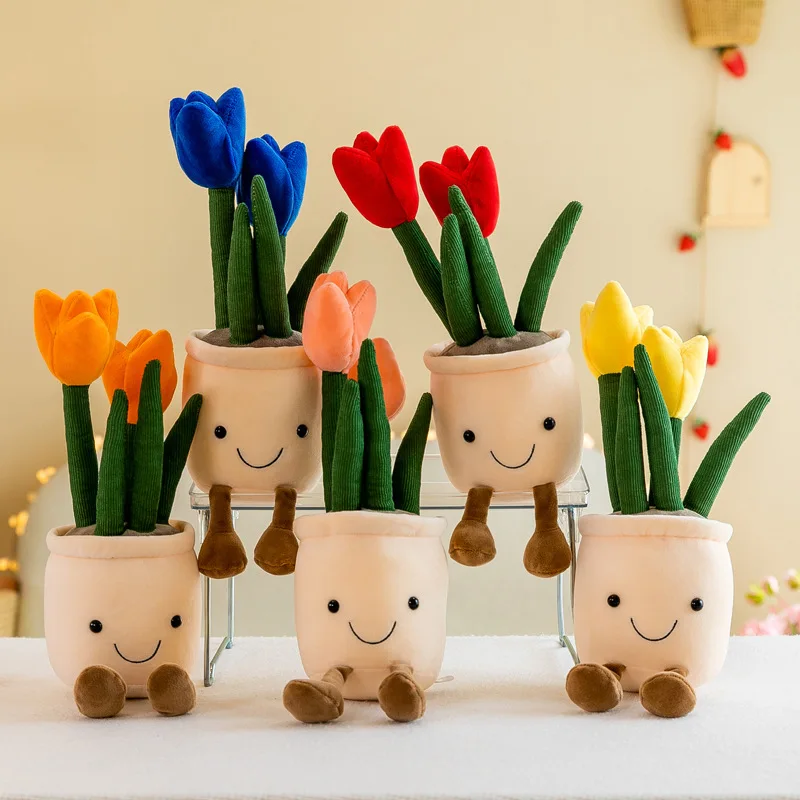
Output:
left=348, top=337, right=406, bottom=420
left=34, top=289, right=118, bottom=386
left=102, top=329, right=178, bottom=423
left=302, top=271, right=377, bottom=373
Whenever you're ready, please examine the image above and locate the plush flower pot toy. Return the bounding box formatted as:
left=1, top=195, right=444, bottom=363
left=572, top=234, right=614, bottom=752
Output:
left=567, top=282, right=770, bottom=718
left=333, top=128, right=582, bottom=575
left=170, top=88, right=347, bottom=580
left=34, top=290, right=203, bottom=718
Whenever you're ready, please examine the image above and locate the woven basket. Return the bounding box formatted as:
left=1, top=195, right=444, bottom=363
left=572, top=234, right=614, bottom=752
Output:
left=683, top=0, right=765, bottom=47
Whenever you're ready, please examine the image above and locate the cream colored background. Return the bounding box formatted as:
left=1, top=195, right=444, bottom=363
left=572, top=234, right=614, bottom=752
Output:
left=3, top=1, right=798, bottom=631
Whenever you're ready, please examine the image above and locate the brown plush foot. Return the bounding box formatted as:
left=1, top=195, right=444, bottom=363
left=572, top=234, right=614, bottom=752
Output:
left=283, top=666, right=351, bottom=723
left=74, top=665, right=126, bottom=719
left=565, top=663, right=624, bottom=713
left=198, top=485, right=248, bottom=579
left=449, top=487, right=496, bottom=566
left=147, top=663, right=196, bottom=717
left=254, top=487, right=298, bottom=575
left=378, top=664, right=426, bottom=722
left=523, top=483, right=571, bottom=577
left=640, top=670, right=696, bottom=718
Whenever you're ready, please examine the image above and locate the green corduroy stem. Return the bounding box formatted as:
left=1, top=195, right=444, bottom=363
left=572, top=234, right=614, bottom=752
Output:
left=62, top=384, right=98, bottom=528
left=228, top=203, right=259, bottom=345
left=684, top=392, right=771, bottom=518
left=441, top=214, right=481, bottom=346
left=671, top=416, right=683, bottom=464
left=288, top=212, right=348, bottom=330
left=634, top=345, right=683, bottom=511
left=356, top=340, right=394, bottom=511
left=392, top=392, right=433, bottom=515
left=130, top=361, right=164, bottom=532
left=125, top=422, right=135, bottom=524
left=515, top=201, right=583, bottom=333
left=322, top=371, right=348, bottom=512
left=252, top=176, right=292, bottom=337
left=331, top=379, right=364, bottom=513
left=392, top=220, right=450, bottom=332
left=598, top=373, right=621, bottom=513
left=208, top=188, right=234, bottom=329
left=449, top=187, right=515, bottom=339
left=616, top=366, right=648, bottom=514
left=157, top=394, right=203, bottom=525
left=95, top=390, right=128, bottom=536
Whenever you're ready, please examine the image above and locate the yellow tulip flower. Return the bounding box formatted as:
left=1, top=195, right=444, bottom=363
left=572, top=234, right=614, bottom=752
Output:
left=580, top=282, right=653, bottom=378
left=641, top=326, right=708, bottom=419
left=34, top=289, right=119, bottom=386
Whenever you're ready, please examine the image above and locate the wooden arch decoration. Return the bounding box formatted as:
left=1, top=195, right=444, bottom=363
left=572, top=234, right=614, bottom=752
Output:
left=703, top=140, right=770, bottom=228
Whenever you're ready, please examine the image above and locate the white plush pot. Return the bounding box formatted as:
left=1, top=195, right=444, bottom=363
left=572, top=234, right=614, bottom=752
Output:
left=183, top=331, right=322, bottom=494
left=294, top=511, right=448, bottom=700
left=44, top=522, right=200, bottom=698
left=423, top=330, right=583, bottom=492
left=573, top=513, right=734, bottom=692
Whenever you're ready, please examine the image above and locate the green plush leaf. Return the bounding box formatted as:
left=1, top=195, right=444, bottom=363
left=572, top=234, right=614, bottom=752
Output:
left=616, top=367, right=648, bottom=514
left=95, top=390, right=128, bottom=536
left=321, top=371, right=348, bottom=512
left=288, top=212, right=348, bottom=331
left=130, top=361, right=164, bottom=533
left=392, top=393, right=433, bottom=515
left=515, top=201, right=582, bottom=332
left=62, top=384, right=98, bottom=528
left=598, top=373, right=621, bottom=513
left=671, top=416, right=683, bottom=464
left=228, top=203, right=259, bottom=345
left=449, top=187, right=515, bottom=339
left=441, top=215, right=481, bottom=347
left=208, top=188, right=235, bottom=329
left=331, top=379, right=364, bottom=512
left=252, top=175, right=292, bottom=337
left=684, top=392, right=770, bottom=517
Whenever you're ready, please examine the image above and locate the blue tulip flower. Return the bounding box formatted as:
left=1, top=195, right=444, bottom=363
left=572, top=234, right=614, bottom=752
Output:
left=169, top=88, right=246, bottom=189
left=238, top=135, right=307, bottom=235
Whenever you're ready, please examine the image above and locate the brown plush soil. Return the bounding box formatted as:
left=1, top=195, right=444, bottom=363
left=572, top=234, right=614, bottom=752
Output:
left=65, top=523, right=181, bottom=537
left=441, top=330, right=553, bottom=357
left=201, top=328, right=302, bottom=348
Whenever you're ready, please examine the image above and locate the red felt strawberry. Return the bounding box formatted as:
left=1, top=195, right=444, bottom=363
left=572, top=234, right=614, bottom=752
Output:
left=419, top=145, right=500, bottom=237
left=714, top=130, right=733, bottom=151
left=692, top=419, right=710, bottom=441
left=719, top=47, right=747, bottom=78
left=678, top=233, right=698, bottom=252
left=332, top=126, right=419, bottom=229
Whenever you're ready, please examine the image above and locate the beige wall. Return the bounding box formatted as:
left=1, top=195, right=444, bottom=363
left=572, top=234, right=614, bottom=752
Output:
left=2, top=0, right=798, bottom=628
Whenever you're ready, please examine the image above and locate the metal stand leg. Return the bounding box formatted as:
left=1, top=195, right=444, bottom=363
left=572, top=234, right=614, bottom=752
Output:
left=557, top=506, right=580, bottom=664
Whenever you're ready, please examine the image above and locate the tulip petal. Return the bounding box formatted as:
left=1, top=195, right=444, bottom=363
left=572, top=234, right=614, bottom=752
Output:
left=462, top=146, right=500, bottom=237
left=33, top=289, right=63, bottom=376
left=579, top=301, right=600, bottom=378
left=168, top=98, right=185, bottom=141
left=52, top=312, right=113, bottom=386
left=174, top=102, right=240, bottom=188
left=353, top=131, right=379, bottom=153
left=184, top=90, right=217, bottom=110
left=92, top=289, right=119, bottom=345
left=634, top=305, right=654, bottom=331
left=345, top=280, right=377, bottom=361
left=60, top=290, right=96, bottom=324
left=441, top=145, right=469, bottom=174
left=303, top=282, right=356, bottom=373
left=375, top=126, right=419, bottom=223
left=372, top=337, right=405, bottom=420
left=215, top=87, right=246, bottom=151
left=677, top=335, right=708, bottom=419
left=419, top=161, right=460, bottom=225
left=101, top=340, right=130, bottom=404
left=642, top=326, right=684, bottom=418
left=280, top=140, right=308, bottom=231
left=240, top=137, right=294, bottom=233
left=314, top=270, right=349, bottom=295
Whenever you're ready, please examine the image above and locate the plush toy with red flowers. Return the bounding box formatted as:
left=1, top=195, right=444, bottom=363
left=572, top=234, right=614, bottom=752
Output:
left=333, top=126, right=584, bottom=578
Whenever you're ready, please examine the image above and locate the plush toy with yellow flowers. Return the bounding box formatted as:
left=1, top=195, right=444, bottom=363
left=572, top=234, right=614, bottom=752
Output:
left=34, top=289, right=203, bottom=720
left=569, top=281, right=769, bottom=718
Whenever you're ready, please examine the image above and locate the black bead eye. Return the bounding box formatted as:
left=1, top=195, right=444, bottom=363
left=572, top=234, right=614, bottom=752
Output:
left=543, top=417, right=556, bottom=431
left=89, top=619, right=103, bottom=633
left=214, top=425, right=227, bottom=439
left=408, top=596, right=420, bottom=610
left=607, top=594, right=621, bottom=608
left=297, top=424, right=308, bottom=438
left=463, top=430, right=476, bottom=443
left=171, top=615, right=182, bottom=628
left=691, top=598, right=704, bottom=612
left=328, top=600, right=340, bottom=614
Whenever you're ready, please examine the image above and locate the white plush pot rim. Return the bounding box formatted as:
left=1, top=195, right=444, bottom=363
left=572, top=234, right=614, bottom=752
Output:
left=295, top=511, right=446, bottom=541
left=185, top=330, right=312, bottom=370
left=46, top=520, right=195, bottom=558
left=579, top=513, right=732, bottom=544
left=423, top=330, right=570, bottom=375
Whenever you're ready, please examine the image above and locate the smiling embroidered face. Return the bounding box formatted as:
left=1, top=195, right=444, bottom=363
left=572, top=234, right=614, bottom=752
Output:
left=86, top=612, right=184, bottom=664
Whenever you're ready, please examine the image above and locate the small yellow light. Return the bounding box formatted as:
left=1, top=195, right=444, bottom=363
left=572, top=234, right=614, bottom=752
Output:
left=26, top=492, right=37, bottom=504
left=8, top=511, right=28, bottom=536
left=94, top=434, right=104, bottom=452
left=36, top=466, right=57, bottom=485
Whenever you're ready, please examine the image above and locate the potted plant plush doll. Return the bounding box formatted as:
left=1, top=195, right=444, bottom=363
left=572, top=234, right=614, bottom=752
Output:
left=332, top=127, right=582, bottom=575
left=567, top=282, right=770, bottom=718
left=34, top=289, right=203, bottom=719
left=170, top=87, right=348, bottom=579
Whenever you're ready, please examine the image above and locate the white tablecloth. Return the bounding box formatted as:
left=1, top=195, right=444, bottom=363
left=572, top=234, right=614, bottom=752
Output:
left=1, top=636, right=798, bottom=800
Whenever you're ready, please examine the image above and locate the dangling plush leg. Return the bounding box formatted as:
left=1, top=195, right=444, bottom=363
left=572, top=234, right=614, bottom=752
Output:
left=254, top=487, right=298, bottom=575
left=283, top=666, right=352, bottom=723
left=73, top=665, right=127, bottom=719
left=523, top=482, right=572, bottom=577
left=565, top=663, right=625, bottom=713
left=147, top=663, right=197, bottom=717
left=378, top=664, right=426, bottom=722
left=449, top=487, right=496, bottom=566
left=197, top=485, right=248, bottom=579
left=640, top=666, right=696, bottom=718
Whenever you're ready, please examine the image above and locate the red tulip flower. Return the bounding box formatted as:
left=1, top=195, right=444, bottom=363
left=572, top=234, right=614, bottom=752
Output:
left=419, top=145, right=500, bottom=237
left=332, top=126, right=419, bottom=228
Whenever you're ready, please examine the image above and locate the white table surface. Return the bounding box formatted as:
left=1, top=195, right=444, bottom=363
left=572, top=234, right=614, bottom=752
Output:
left=1, top=636, right=798, bottom=800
